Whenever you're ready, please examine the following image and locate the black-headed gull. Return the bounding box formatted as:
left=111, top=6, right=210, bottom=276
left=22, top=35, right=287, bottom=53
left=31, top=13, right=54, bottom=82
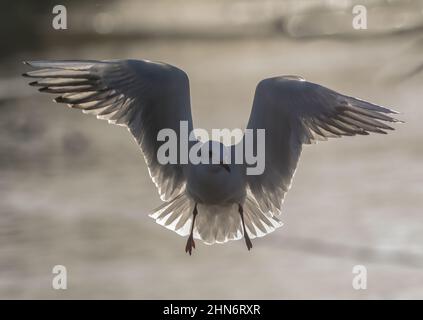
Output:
left=23, top=60, right=401, bottom=254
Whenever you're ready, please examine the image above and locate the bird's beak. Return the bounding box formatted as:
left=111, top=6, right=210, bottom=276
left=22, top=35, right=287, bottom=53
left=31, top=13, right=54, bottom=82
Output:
left=219, top=161, right=231, bottom=173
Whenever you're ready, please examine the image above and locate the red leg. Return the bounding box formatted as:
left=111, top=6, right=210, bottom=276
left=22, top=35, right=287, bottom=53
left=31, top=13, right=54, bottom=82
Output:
left=238, top=204, right=253, bottom=251
left=185, top=203, right=198, bottom=255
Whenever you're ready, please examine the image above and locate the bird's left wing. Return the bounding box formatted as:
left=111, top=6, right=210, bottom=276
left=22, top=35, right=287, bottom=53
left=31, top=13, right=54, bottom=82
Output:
left=23, top=59, right=193, bottom=201
left=245, top=76, right=401, bottom=215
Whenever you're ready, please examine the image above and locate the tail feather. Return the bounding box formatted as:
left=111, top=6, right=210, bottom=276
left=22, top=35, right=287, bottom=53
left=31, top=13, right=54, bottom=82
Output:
left=149, top=193, right=195, bottom=237
left=244, top=196, right=282, bottom=238
left=149, top=193, right=283, bottom=245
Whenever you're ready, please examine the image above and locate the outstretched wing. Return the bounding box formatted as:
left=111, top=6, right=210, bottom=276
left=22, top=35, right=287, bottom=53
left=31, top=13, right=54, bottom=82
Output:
left=245, top=76, right=401, bottom=215
left=23, top=59, right=193, bottom=201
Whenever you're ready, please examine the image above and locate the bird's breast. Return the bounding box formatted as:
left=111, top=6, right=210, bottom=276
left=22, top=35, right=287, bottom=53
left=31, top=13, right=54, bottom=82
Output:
left=186, top=164, right=246, bottom=205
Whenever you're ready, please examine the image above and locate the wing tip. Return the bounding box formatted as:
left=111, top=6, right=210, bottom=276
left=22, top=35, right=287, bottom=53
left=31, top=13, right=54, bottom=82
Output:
left=388, top=109, right=405, bottom=123
left=23, top=60, right=40, bottom=68
left=385, top=107, right=402, bottom=116
left=383, top=110, right=404, bottom=124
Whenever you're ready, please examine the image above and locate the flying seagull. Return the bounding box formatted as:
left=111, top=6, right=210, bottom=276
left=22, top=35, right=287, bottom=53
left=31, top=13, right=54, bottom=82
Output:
left=23, top=59, right=401, bottom=254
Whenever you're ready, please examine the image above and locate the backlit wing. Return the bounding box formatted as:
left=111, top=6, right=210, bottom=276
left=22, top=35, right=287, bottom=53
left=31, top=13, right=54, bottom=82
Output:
left=24, top=59, right=193, bottom=201
left=245, top=76, right=401, bottom=214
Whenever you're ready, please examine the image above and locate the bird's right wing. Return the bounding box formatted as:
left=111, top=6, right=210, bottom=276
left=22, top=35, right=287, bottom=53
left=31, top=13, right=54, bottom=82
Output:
left=23, top=59, right=193, bottom=201
left=245, top=76, right=401, bottom=215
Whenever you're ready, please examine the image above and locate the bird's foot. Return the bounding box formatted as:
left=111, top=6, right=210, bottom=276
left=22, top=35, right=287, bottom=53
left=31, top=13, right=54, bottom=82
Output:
left=245, top=234, right=253, bottom=251
left=185, top=235, right=196, bottom=255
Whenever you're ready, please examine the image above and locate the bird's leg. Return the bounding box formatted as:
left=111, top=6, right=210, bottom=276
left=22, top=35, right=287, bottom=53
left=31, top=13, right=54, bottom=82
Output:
left=185, top=203, right=198, bottom=255
left=238, top=204, right=253, bottom=251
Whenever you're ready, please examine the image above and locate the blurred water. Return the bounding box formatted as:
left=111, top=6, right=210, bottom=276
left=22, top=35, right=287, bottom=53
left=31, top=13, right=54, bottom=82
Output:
left=1, top=0, right=423, bottom=299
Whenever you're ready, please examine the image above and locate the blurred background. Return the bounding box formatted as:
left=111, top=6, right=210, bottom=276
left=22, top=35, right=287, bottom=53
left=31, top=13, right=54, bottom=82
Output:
left=1, top=0, right=422, bottom=299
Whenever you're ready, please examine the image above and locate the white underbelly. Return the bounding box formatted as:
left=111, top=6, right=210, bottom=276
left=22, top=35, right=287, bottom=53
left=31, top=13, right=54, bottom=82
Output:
left=186, top=164, right=246, bottom=205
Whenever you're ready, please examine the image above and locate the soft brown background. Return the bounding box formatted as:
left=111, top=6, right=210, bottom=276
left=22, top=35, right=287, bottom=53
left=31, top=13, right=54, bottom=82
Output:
left=0, top=0, right=422, bottom=299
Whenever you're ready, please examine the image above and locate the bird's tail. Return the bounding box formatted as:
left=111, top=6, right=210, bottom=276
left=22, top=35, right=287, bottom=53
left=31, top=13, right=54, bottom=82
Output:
left=149, top=193, right=283, bottom=245
left=149, top=193, right=196, bottom=238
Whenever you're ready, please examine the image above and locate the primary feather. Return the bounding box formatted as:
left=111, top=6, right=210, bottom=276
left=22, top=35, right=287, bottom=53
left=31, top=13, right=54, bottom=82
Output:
left=23, top=59, right=193, bottom=201
left=245, top=76, right=401, bottom=215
